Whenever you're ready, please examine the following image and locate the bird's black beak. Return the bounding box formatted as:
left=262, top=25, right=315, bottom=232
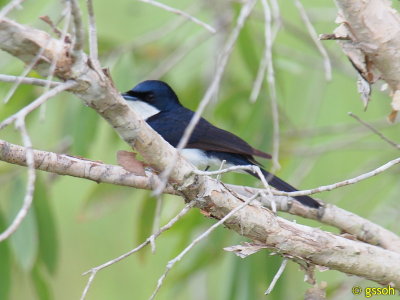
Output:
left=121, top=92, right=139, bottom=101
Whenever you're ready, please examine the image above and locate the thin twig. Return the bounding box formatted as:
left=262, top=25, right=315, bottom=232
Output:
left=70, top=0, right=84, bottom=53
left=3, top=45, right=48, bottom=104
left=40, top=15, right=63, bottom=38
left=2, top=5, right=70, bottom=104
left=216, top=159, right=226, bottom=182
left=149, top=194, right=257, bottom=300
left=250, top=0, right=280, bottom=172
left=269, top=0, right=282, bottom=28
left=105, top=8, right=194, bottom=66
left=348, top=112, right=400, bottom=150
left=80, top=201, right=195, bottom=300
left=263, top=0, right=280, bottom=171
left=194, top=164, right=273, bottom=191
left=146, top=31, right=210, bottom=79
left=194, top=164, right=275, bottom=206
left=137, top=0, right=216, bottom=34
left=193, top=165, right=264, bottom=176
left=86, top=0, right=101, bottom=68
left=150, top=195, right=163, bottom=253
left=273, top=157, right=400, bottom=197
left=265, top=258, right=288, bottom=294
left=0, top=119, right=35, bottom=242
left=0, top=81, right=77, bottom=130
left=41, top=2, right=73, bottom=119
left=250, top=0, right=280, bottom=102
left=319, top=33, right=351, bottom=41
left=0, top=74, right=61, bottom=87
left=154, top=0, right=257, bottom=196
left=0, top=0, right=26, bottom=19
left=294, top=0, right=331, bottom=81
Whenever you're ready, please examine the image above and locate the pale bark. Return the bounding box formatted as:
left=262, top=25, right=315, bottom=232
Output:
left=333, top=0, right=400, bottom=117
left=1, top=17, right=400, bottom=286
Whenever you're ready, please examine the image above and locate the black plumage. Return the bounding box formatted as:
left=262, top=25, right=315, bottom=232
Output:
left=122, top=80, right=321, bottom=209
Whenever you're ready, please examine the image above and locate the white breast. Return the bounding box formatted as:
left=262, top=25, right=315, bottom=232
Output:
left=181, top=149, right=209, bottom=168
left=181, top=149, right=234, bottom=170
left=126, top=100, right=160, bottom=120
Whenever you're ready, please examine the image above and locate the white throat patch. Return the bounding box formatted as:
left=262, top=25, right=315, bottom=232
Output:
left=127, top=100, right=160, bottom=120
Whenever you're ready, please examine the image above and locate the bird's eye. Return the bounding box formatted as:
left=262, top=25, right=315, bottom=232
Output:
left=147, top=93, right=155, bottom=102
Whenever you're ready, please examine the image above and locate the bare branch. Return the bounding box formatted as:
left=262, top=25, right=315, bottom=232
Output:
left=0, top=0, right=26, bottom=19
left=334, top=0, right=400, bottom=118
left=154, top=0, right=257, bottom=195
left=4, top=140, right=400, bottom=253
left=319, top=33, right=350, bottom=40
left=3, top=41, right=49, bottom=104
left=272, top=157, right=400, bottom=197
left=294, top=0, right=332, bottom=81
left=265, top=259, right=288, bottom=295
left=227, top=183, right=400, bottom=252
left=80, top=201, right=195, bottom=300
left=0, top=120, right=35, bottom=241
left=348, top=112, right=400, bottom=150
left=0, top=139, right=177, bottom=194
left=86, top=0, right=101, bottom=69
left=2, top=138, right=400, bottom=282
left=146, top=32, right=210, bottom=79
left=70, top=0, right=84, bottom=53
left=0, top=74, right=61, bottom=87
left=2, top=16, right=400, bottom=290
left=0, top=81, right=77, bottom=130
left=40, top=3, right=74, bottom=118
left=137, top=0, right=216, bottom=34
left=249, top=0, right=281, bottom=171
left=150, top=195, right=163, bottom=253
left=149, top=195, right=257, bottom=300
left=263, top=0, right=280, bottom=171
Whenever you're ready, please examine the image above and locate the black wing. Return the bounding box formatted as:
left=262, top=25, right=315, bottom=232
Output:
left=147, top=107, right=271, bottom=160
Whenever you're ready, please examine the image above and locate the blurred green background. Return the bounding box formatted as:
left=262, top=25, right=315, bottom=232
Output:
left=1, top=0, right=400, bottom=299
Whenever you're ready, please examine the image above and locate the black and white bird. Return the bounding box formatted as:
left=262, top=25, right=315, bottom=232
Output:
left=121, top=80, right=320, bottom=209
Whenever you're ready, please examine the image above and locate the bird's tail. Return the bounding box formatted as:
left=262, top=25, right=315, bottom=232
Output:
left=247, top=168, right=321, bottom=209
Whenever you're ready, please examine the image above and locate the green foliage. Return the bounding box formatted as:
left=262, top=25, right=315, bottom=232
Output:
left=31, top=264, right=53, bottom=300
left=9, top=178, right=39, bottom=272
left=0, top=211, right=11, bottom=300
left=33, top=175, right=59, bottom=275
left=135, top=191, right=156, bottom=259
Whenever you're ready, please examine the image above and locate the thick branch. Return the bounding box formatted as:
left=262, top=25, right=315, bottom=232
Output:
left=2, top=139, right=400, bottom=258
left=333, top=0, right=400, bottom=116
left=334, top=0, right=400, bottom=90
left=229, top=185, right=400, bottom=253
left=0, top=17, right=195, bottom=184
left=201, top=187, right=400, bottom=286
left=0, top=139, right=177, bottom=194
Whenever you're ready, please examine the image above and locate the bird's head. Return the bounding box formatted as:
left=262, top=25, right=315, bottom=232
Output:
left=122, top=80, right=181, bottom=114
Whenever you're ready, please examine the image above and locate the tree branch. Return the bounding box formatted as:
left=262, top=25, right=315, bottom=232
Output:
left=2, top=139, right=400, bottom=257
left=1, top=17, right=400, bottom=288
left=333, top=0, right=400, bottom=119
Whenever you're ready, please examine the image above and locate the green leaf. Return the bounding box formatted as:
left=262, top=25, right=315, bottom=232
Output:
left=236, top=20, right=261, bottom=76
left=33, top=175, right=59, bottom=275
left=173, top=227, right=227, bottom=282
left=135, top=191, right=156, bottom=260
left=70, top=106, right=99, bottom=156
left=80, top=184, right=133, bottom=220
left=9, top=178, right=39, bottom=272
left=0, top=210, right=12, bottom=300
left=31, top=264, right=52, bottom=300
